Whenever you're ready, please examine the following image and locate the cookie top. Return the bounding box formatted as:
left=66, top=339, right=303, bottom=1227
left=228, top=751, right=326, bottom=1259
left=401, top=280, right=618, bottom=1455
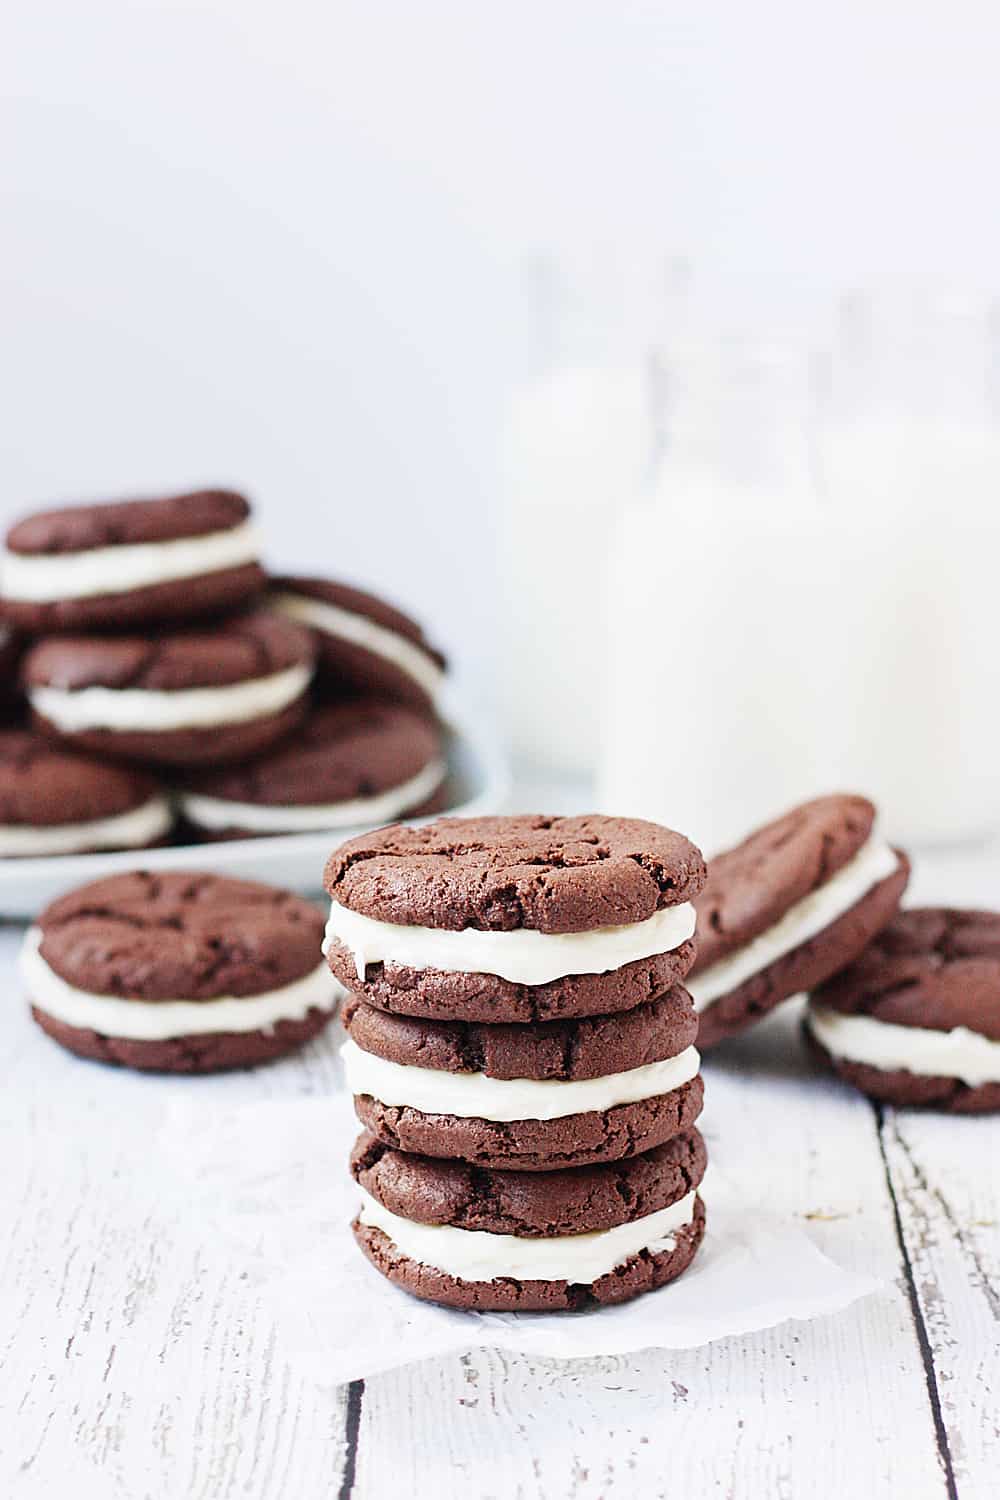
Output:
left=21, top=610, right=313, bottom=693
left=0, top=731, right=159, bottom=826
left=693, top=794, right=876, bottom=973
left=325, top=814, right=706, bottom=935
left=351, top=1127, right=707, bottom=1236
left=36, top=871, right=325, bottom=999
left=814, top=907, right=1000, bottom=1042
left=181, top=701, right=440, bottom=806
left=272, top=575, right=445, bottom=667
left=343, top=986, right=697, bottom=1080
left=6, top=490, right=251, bottom=555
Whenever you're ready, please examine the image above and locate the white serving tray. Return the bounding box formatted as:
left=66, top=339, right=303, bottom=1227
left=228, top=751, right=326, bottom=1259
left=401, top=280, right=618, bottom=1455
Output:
left=0, top=713, right=509, bottom=920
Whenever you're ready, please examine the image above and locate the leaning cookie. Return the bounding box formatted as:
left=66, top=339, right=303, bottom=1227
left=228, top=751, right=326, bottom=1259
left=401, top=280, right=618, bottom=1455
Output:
left=22, top=872, right=341, bottom=1071
left=270, top=576, right=446, bottom=712
left=350, top=1128, right=707, bottom=1310
left=324, top=814, right=706, bottom=1023
left=22, top=610, right=314, bottom=767
left=341, top=986, right=703, bottom=1169
left=0, top=489, right=264, bottom=631
left=806, top=908, right=1000, bottom=1112
left=688, top=795, right=910, bottom=1049
left=176, top=701, right=446, bottom=839
left=0, top=731, right=172, bottom=856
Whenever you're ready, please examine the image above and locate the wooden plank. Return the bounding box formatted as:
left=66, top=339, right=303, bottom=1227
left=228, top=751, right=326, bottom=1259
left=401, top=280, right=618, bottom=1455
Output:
left=880, top=1106, right=1000, bottom=1500
left=355, top=1007, right=950, bottom=1499
left=0, top=927, right=350, bottom=1498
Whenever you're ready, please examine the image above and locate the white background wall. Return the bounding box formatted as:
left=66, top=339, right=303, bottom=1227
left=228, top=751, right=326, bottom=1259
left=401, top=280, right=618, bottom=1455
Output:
left=3, top=1, right=998, bottom=703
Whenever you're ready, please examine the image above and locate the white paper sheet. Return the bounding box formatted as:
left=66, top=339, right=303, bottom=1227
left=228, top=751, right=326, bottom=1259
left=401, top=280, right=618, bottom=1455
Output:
left=157, top=1093, right=880, bottom=1384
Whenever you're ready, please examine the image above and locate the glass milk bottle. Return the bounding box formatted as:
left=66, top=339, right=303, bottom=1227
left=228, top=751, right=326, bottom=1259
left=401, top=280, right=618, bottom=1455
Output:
left=597, top=339, right=838, bottom=856
left=499, top=253, right=691, bottom=775
left=820, top=288, right=1000, bottom=845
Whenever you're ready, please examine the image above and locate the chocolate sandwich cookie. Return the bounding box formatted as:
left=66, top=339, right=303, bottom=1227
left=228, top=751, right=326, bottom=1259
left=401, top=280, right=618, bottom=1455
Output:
left=342, top=986, right=704, bottom=1169
left=22, top=871, right=340, bottom=1071
left=1, top=490, right=264, bottom=631
left=351, top=1128, right=707, bottom=1310
left=0, top=731, right=172, bottom=856
left=22, top=610, right=314, bottom=767
left=324, top=814, right=706, bottom=1023
left=270, top=576, right=446, bottom=712
left=177, top=701, right=447, bottom=839
left=807, top=908, right=1000, bottom=1112
left=688, top=795, right=909, bottom=1049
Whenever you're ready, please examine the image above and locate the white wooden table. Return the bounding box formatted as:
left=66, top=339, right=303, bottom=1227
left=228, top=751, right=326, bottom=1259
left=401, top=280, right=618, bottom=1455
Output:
left=1, top=820, right=998, bottom=1499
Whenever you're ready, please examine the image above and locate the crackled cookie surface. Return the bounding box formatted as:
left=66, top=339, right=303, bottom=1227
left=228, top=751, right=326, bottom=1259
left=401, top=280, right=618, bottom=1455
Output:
left=324, top=814, right=705, bottom=1023
left=342, top=986, right=703, bottom=1169
left=23, top=871, right=338, bottom=1072
left=807, top=907, right=1000, bottom=1112
left=0, top=729, right=171, bottom=856
left=179, top=701, right=445, bottom=838
left=688, top=795, right=909, bottom=1048
left=350, top=1128, right=707, bottom=1310
left=22, top=610, right=314, bottom=766
left=1, top=489, right=264, bottom=631
left=270, top=574, right=446, bottom=711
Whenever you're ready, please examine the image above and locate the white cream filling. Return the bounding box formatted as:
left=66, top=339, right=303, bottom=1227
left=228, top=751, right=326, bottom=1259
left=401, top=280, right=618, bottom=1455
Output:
left=341, top=1037, right=700, bottom=1121
left=807, top=1001, right=1000, bottom=1088
left=325, top=899, right=697, bottom=986
left=0, top=796, right=172, bottom=857
left=178, top=757, right=447, bottom=834
left=358, top=1186, right=698, bottom=1282
left=270, top=591, right=445, bottom=703
left=1, top=520, right=260, bottom=603
left=29, top=663, right=312, bottom=734
left=20, top=927, right=340, bottom=1040
left=688, top=839, right=901, bottom=1013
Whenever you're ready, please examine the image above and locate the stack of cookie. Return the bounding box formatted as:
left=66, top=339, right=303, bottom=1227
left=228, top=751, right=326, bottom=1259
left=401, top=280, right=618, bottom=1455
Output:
left=0, top=489, right=449, bottom=856
left=323, top=813, right=710, bottom=1311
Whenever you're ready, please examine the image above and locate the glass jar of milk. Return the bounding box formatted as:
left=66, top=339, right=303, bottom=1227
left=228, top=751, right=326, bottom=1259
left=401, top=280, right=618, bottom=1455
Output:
left=817, top=288, right=1000, bottom=846
left=598, top=300, right=1000, bottom=852
left=597, top=338, right=839, bottom=855
left=499, top=252, right=690, bottom=775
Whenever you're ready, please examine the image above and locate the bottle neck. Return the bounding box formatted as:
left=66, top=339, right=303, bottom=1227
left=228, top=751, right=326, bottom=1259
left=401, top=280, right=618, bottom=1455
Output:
left=657, top=342, right=822, bottom=501
left=834, top=288, right=999, bottom=428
